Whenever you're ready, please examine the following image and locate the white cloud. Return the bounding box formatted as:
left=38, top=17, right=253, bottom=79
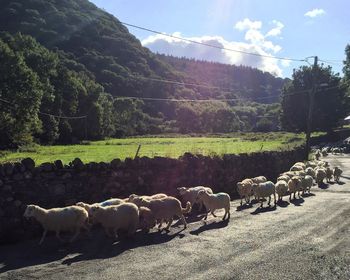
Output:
left=234, top=18, right=262, bottom=31
left=266, top=20, right=284, bottom=37
left=304, top=8, right=326, bottom=18
left=142, top=18, right=290, bottom=77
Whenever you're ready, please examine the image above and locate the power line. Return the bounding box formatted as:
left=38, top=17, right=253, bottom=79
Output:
left=319, top=59, right=343, bottom=66
left=121, top=21, right=307, bottom=63
left=109, top=85, right=343, bottom=103
left=0, top=98, right=87, bottom=119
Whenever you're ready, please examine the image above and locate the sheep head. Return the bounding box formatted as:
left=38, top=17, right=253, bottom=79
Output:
left=177, top=187, right=188, bottom=195
left=23, top=204, right=37, bottom=218
left=197, top=190, right=209, bottom=200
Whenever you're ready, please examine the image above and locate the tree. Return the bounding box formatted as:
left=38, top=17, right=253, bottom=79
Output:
left=0, top=38, right=42, bottom=148
left=280, top=64, right=349, bottom=133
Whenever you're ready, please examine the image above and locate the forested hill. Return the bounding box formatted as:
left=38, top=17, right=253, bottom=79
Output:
left=0, top=0, right=285, bottom=148
left=158, top=54, right=287, bottom=103
left=0, top=0, right=180, bottom=98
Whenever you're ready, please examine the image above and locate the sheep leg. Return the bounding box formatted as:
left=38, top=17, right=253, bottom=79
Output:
left=165, top=218, right=173, bottom=230
left=203, top=211, right=209, bottom=220
left=69, top=229, right=80, bottom=243
left=211, top=210, right=217, bottom=217
left=198, top=201, right=203, bottom=212
left=180, top=215, right=187, bottom=229
left=39, top=229, right=48, bottom=245
left=227, top=208, right=230, bottom=219
left=268, top=195, right=271, bottom=206
left=113, top=228, right=119, bottom=239
left=240, top=197, right=243, bottom=206
left=56, top=231, right=65, bottom=243
left=260, top=197, right=263, bottom=208
left=273, top=193, right=276, bottom=205
left=104, top=227, right=113, bottom=237
left=289, top=193, right=292, bottom=202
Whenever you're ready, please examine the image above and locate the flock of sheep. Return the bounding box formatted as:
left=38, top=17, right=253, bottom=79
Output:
left=23, top=150, right=343, bottom=245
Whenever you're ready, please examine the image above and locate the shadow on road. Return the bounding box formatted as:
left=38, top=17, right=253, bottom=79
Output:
left=276, top=200, right=290, bottom=208
left=290, top=197, right=305, bottom=206
left=0, top=227, right=185, bottom=272
left=250, top=205, right=277, bottom=215
left=189, top=219, right=229, bottom=236
left=302, top=193, right=315, bottom=198
left=236, top=203, right=253, bottom=211
left=318, top=182, right=329, bottom=189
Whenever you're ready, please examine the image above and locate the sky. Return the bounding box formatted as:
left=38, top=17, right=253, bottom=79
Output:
left=90, top=0, right=349, bottom=78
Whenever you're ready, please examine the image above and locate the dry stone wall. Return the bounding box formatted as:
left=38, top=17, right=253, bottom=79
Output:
left=0, top=147, right=304, bottom=244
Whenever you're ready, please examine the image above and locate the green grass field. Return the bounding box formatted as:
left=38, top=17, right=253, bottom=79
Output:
left=0, top=132, right=306, bottom=165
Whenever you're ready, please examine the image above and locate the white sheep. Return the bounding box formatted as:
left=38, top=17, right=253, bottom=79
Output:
left=282, top=171, right=305, bottom=178
left=325, top=167, right=333, bottom=183
left=237, top=179, right=253, bottom=205
left=277, top=175, right=290, bottom=183
left=251, top=176, right=267, bottom=184
left=197, top=191, right=230, bottom=220
left=301, top=175, right=313, bottom=195
left=275, top=180, right=288, bottom=202
left=89, top=202, right=139, bottom=238
left=314, top=150, right=321, bottom=160
left=290, top=165, right=304, bottom=172
left=177, top=186, right=213, bottom=211
left=139, top=196, right=192, bottom=230
left=305, top=167, right=316, bottom=179
left=292, top=162, right=306, bottom=170
left=250, top=176, right=267, bottom=200
left=252, top=181, right=276, bottom=207
left=315, top=168, right=326, bottom=185
left=23, top=204, right=89, bottom=245
left=76, top=198, right=126, bottom=215
left=138, top=206, right=156, bottom=232
left=288, top=176, right=302, bottom=201
left=333, top=167, right=343, bottom=183
left=127, top=193, right=167, bottom=208
left=306, top=161, right=318, bottom=169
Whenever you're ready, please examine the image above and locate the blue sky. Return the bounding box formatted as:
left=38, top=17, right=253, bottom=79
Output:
left=90, top=0, right=349, bottom=78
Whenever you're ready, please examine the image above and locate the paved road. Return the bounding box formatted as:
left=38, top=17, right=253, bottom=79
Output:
left=1, top=155, right=350, bottom=280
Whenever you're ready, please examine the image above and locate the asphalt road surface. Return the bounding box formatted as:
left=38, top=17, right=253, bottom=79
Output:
left=1, top=155, right=350, bottom=280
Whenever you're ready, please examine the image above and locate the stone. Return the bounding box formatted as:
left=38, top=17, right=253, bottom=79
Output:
left=52, top=184, right=65, bottom=196
left=23, top=171, right=32, bottom=180
left=3, top=163, right=14, bottom=176
left=21, top=158, right=35, bottom=171
left=12, top=173, right=23, bottom=181
left=54, top=160, right=64, bottom=169
left=3, top=185, right=12, bottom=191
left=72, top=158, right=84, bottom=170
left=40, top=162, right=54, bottom=172
left=138, top=176, right=144, bottom=186
left=111, top=159, right=121, bottom=168
left=61, top=172, right=72, bottom=180
left=14, top=200, right=22, bottom=207
left=14, top=162, right=26, bottom=173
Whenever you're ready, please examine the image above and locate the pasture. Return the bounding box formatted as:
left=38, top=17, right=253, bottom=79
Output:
left=0, top=132, right=305, bottom=164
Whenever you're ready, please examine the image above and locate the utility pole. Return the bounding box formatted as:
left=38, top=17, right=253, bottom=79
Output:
left=305, top=56, right=318, bottom=160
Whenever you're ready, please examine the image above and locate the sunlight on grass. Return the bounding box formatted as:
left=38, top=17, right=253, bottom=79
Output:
left=0, top=133, right=305, bottom=165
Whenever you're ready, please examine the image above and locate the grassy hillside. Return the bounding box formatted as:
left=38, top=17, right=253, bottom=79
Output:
left=0, top=133, right=305, bottom=164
